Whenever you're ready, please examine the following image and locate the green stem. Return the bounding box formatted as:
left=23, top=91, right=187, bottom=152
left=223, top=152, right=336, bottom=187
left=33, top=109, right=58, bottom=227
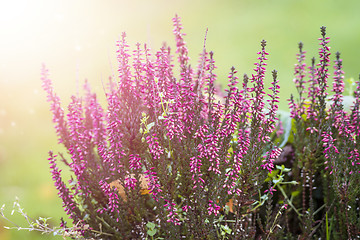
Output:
left=265, top=206, right=284, bottom=240
left=278, top=185, right=302, bottom=217
left=158, top=91, right=173, bottom=159
left=326, top=211, right=330, bottom=240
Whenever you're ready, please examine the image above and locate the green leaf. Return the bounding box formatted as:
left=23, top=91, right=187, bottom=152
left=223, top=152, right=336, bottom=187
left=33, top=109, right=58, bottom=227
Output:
left=147, top=122, right=155, bottom=130
left=147, top=228, right=157, bottom=237
left=221, top=224, right=232, bottom=234
left=146, top=221, right=156, bottom=230
left=267, top=169, right=279, bottom=179
left=291, top=190, right=300, bottom=197
left=282, top=167, right=291, bottom=173
left=276, top=164, right=291, bottom=173
left=261, top=194, right=269, bottom=201
left=275, top=165, right=283, bottom=170
left=272, top=178, right=280, bottom=184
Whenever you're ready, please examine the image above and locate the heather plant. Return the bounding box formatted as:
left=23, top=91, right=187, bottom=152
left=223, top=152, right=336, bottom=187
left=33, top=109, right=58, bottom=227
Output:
left=284, top=26, right=360, bottom=239
left=39, top=15, right=281, bottom=239
left=2, top=15, right=360, bottom=239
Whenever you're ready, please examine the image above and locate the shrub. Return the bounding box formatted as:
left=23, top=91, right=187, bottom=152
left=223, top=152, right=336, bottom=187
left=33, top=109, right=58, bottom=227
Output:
left=41, top=14, right=282, bottom=239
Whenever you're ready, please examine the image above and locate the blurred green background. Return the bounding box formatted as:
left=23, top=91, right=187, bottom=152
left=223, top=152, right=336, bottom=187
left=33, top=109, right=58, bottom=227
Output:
left=1, top=0, right=359, bottom=239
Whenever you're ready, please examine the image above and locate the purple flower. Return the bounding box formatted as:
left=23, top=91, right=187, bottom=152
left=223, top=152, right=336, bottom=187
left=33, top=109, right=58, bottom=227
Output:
left=262, top=147, right=282, bottom=173
left=349, top=78, right=360, bottom=139
left=264, top=186, right=277, bottom=195
left=98, top=179, right=120, bottom=222
left=249, top=39, right=269, bottom=143
left=41, top=65, right=70, bottom=148
left=129, top=154, right=142, bottom=170
left=328, top=52, right=347, bottom=135
left=207, top=200, right=221, bottom=216
left=306, top=57, right=319, bottom=121
left=144, top=168, right=162, bottom=200
left=265, top=70, right=280, bottom=135
left=173, top=14, right=189, bottom=72
left=291, top=42, right=307, bottom=118
left=146, top=134, right=164, bottom=161
left=48, top=152, right=81, bottom=222
left=164, top=199, right=181, bottom=225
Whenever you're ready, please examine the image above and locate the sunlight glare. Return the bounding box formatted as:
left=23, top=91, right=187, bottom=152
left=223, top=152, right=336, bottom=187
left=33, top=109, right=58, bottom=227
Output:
left=0, top=0, right=30, bottom=28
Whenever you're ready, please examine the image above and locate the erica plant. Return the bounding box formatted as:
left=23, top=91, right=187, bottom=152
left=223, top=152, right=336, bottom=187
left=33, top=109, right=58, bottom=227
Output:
left=42, top=15, right=281, bottom=239
left=38, top=16, right=360, bottom=239
left=285, top=26, right=360, bottom=239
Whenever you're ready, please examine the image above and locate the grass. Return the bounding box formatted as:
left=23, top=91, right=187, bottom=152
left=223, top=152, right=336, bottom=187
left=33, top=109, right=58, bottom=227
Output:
left=0, top=93, right=68, bottom=239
